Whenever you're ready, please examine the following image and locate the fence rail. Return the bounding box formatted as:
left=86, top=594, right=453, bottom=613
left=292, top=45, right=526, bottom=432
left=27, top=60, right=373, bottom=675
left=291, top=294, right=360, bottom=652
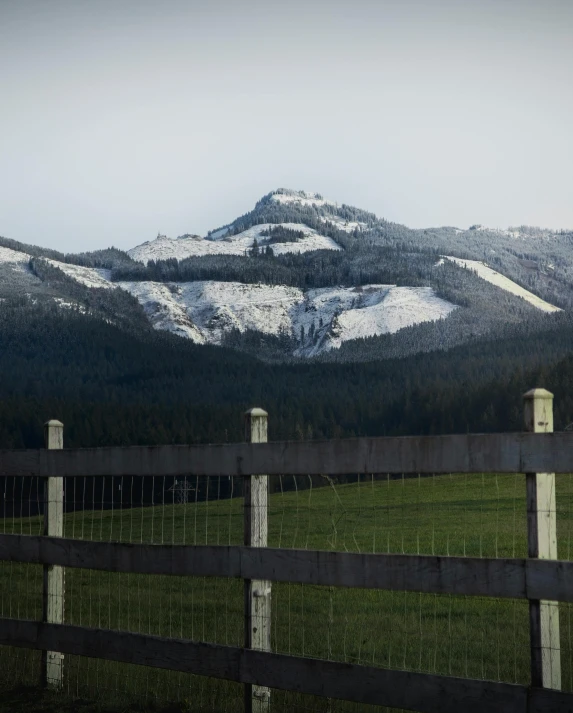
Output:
left=1, top=534, right=573, bottom=602
left=0, top=388, right=572, bottom=712
left=2, top=430, right=573, bottom=477
left=0, top=618, right=570, bottom=713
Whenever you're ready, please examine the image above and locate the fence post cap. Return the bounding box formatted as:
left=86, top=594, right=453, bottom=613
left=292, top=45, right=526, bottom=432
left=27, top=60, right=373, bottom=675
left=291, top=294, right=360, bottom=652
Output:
left=245, top=408, right=268, bottom=418
left=523, top=388, right=554, bottom=400
left=44, top=420, right=64, bottom=428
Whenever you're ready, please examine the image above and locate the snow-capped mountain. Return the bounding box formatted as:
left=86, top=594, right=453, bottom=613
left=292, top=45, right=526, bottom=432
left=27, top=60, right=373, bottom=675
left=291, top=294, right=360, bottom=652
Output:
left=1, top=187, right=570, bottom=362
left=0, top=240, right=458, bottom=355
left=269, top=189, right=336, bottom=208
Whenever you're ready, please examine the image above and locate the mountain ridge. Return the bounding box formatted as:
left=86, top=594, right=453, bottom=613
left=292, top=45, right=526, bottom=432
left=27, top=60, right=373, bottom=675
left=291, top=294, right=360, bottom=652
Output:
left=1, top=187, right=572, bottom=363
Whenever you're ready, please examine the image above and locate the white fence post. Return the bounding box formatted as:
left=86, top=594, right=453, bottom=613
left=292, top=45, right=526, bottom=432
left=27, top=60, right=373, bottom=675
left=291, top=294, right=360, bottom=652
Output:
left=42, top=419, right=65, bottom=689
left=244, top=408, right=271, bottom=713
left=524, top=389, right=561, bottom=690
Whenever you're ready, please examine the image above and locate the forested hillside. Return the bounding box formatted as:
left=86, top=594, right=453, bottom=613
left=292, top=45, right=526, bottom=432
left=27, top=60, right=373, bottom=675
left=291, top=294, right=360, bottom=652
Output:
left=2, top=297, right=573, bottom=450
left=3, top=187, right=573, bottom=362
left=2, top=187, right=573, bottom=452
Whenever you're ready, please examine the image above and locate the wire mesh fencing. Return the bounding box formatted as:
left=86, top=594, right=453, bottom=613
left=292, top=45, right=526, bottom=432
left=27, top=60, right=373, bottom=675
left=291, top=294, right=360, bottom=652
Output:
left=0, top=475, right=44, bottom=689
left=0, top=469, right=571, bottom=711
left=63, top=475, right=245, bottom=710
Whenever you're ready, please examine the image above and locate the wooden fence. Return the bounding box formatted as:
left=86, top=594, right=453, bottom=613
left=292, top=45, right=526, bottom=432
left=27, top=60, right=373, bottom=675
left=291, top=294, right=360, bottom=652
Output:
left=0, top=388, right=572, bottom=712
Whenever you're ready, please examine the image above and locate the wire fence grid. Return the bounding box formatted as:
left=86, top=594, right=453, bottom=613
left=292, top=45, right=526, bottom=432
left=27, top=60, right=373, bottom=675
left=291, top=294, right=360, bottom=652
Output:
left=0, top=470, right=572, bottom=712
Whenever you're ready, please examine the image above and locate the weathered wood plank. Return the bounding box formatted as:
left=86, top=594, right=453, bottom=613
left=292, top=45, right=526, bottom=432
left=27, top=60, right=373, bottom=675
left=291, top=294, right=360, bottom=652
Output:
left=2, top=432, right=573, bottom=477
left=0, top=449, right=40, bottom=476
left=528, top=687, right=573, bottom=712
left=0, top=619, right=239, bottom=682
left=42, top=419, right=64, bottom=689
left=524, top=390, right=561, bottom=690
left=242, top=648, right=529, bottom=713
left=1, top=618, right=568, bottom=713
left=244, top=408, right=271, bottom=713
left=0, top=535, right=242, bottom=578
left=3, top=534, right=573, bottom=602
left=526, top=559, right=573, bottom=602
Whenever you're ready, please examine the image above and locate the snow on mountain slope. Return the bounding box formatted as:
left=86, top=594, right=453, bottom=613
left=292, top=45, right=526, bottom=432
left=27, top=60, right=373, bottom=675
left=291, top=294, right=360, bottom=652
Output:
left=53, top=297, right=87, bottom=313
left=247, top=225, right=341, bottom=256
left=465, top=225, right=545, bottom=239
left=119, top=280, right=300, bottom=345
left=324, top=287, right=456, bottom=350
left=0, top=246, right=31, bottom=273
left=118, top=280, right=457, bottom=354
left=443, top=257, right=561, bottom=313
left=319, top=216, right=367, bottom=233
left=0, top=248, right=114, bottom=291
left=293, top=286, right=457, bottom=356
left=128, top=234, right=215, bottom=263
left=0, top=248, right=114, bottom=312
left=45, top=260, right=116, bottom=290
left=26, top=253, right=453, bottom=353
left=8, top=251, right=453, bottom=355
left=128, top=224, right=341, bottom=264
left=118, top=281, right=205, bottom=341
left=270, top=190, right=336, bottom=208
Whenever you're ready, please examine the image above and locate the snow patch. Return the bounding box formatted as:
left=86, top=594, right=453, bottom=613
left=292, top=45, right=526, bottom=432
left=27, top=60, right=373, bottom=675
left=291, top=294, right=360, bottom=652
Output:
left=118, top=280, right=457, bottom=355
left=45, top=260, right=117, bottom=290
left=319, top=216, right=367, bottom=233
left=118, top=281, right=205, bottom=341
left=0, top=246, right=31, bottom=273
left=128, top=234, right=215, bottom=264
left=442, top=257, right=561, bottom=313
left=294, top=286, right=457, bottom=356
left=119, top=281, right=299, bottom=345
left=1, top=249, right=116, bottom=291
left=53, top=297, right=86, bottom=313
left=128, top=224, right=341, bottom=264
left=270, top=190, right=336, bottom=208
left=466, top=225, right=531, bottom=239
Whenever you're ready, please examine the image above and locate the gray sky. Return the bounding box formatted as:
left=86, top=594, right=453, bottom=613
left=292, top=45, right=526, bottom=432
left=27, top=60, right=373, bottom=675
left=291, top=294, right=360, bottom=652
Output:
left=1, top=0, right=572, bottom=253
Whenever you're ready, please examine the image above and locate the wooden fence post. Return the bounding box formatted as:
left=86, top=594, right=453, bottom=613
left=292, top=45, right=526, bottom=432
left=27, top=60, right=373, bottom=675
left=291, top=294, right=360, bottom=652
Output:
left=42, top=419, right=64, bottom=689
left=244, top=408, right=271, bottom=713
left=524, top=389, right=561, bottom=690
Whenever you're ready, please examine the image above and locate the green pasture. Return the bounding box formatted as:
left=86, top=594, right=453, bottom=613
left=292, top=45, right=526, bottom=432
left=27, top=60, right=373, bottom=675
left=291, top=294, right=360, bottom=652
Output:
left=1, top=472, right=573, bottom=712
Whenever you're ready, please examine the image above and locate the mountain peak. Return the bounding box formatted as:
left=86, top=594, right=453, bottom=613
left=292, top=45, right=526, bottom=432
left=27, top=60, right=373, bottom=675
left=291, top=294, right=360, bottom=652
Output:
left=269, top=188, right=336, bottom=208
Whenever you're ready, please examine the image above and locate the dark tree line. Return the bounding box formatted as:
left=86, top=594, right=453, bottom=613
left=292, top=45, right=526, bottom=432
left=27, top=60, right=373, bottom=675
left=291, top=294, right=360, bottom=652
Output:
left=2, top=297, right=573, bottom=452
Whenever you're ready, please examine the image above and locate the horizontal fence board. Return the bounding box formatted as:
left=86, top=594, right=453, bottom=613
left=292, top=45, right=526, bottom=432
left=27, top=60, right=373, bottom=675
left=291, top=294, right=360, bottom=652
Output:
left=2, top=432, right=573, bottom=477
left=0, top=449, right=40, bottom=477
left=528, top=688, right=573, bottom=713
left=2, top=534, right=573, bottom=602
left=0, top=534, right=242, bottom=579
left=526, top=559, right=573, bottom=603
left=0, top=618, right=564, bottom=713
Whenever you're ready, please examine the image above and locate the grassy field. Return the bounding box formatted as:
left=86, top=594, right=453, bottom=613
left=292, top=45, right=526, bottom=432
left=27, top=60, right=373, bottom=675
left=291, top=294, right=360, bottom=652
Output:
left=1, top=472, right=573, bottom=712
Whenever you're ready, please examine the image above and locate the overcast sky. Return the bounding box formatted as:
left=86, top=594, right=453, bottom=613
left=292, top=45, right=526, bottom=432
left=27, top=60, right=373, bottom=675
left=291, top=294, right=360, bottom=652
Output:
left=1, top=0, right=572, bottom=253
